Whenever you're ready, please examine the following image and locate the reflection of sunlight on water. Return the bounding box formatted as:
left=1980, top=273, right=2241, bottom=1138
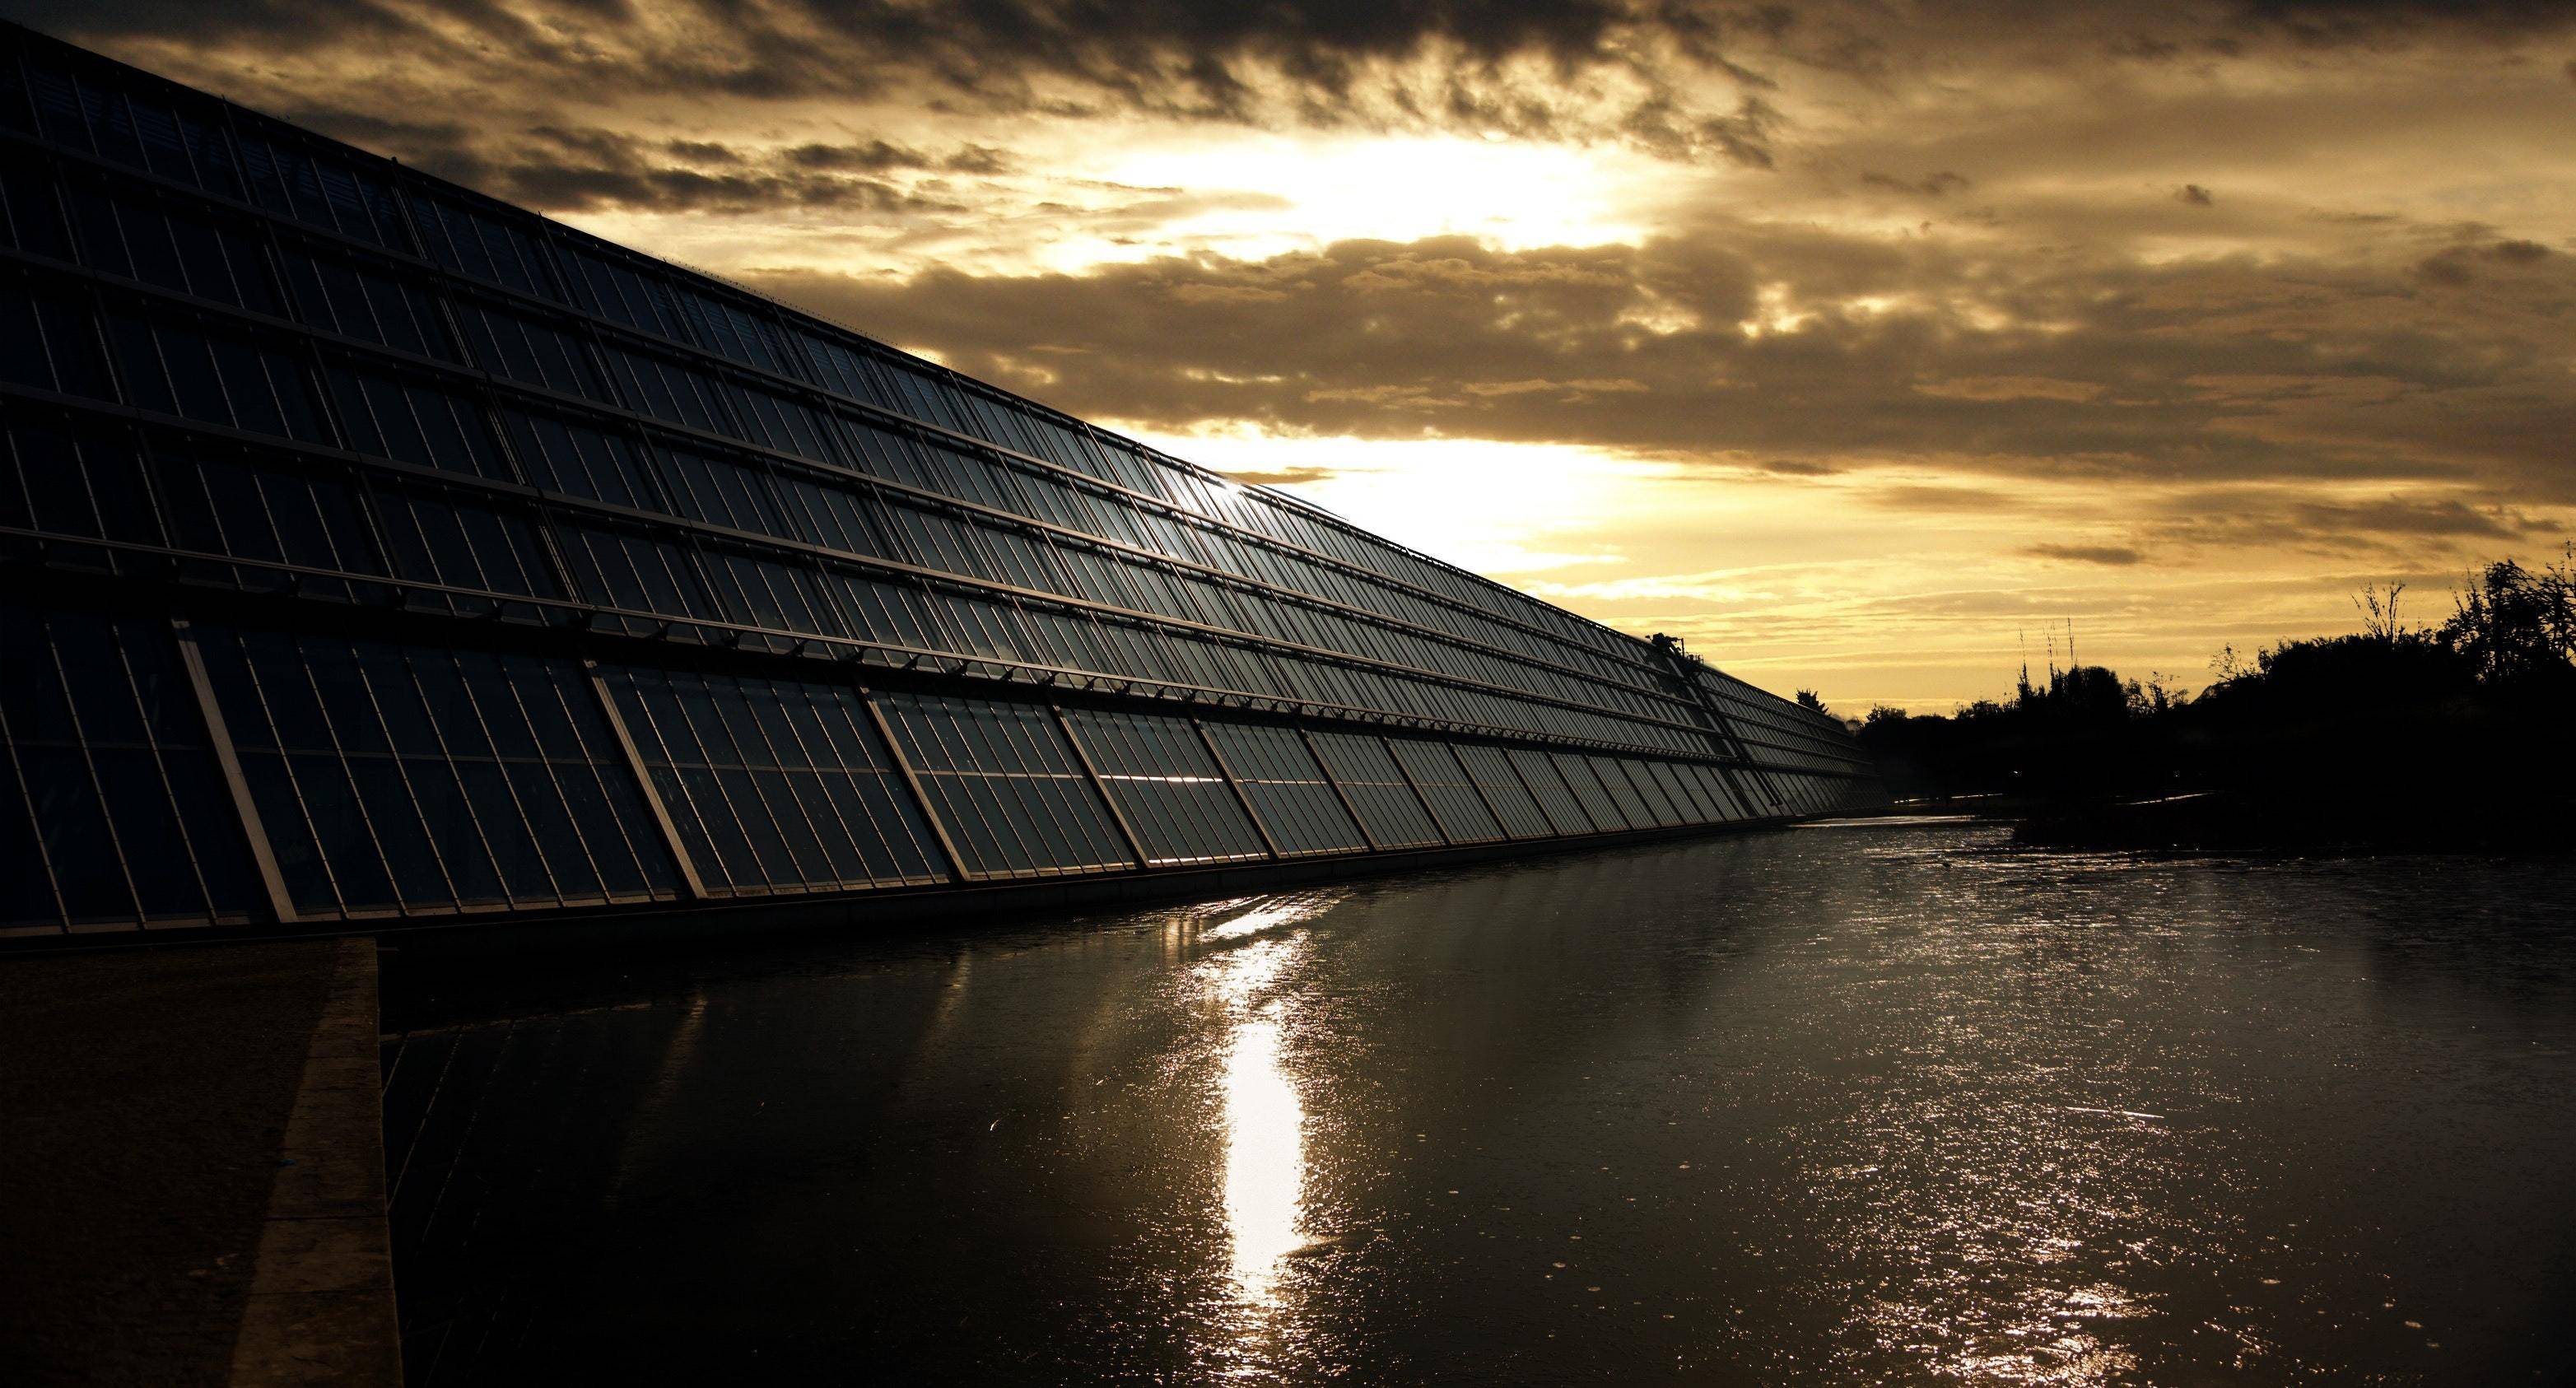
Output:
left=1190, top=892, right=1344, bottom=1309
left=1223, top=1010, right=1303, bottom=1303
left=1202, top=892, right=1336, bottom=944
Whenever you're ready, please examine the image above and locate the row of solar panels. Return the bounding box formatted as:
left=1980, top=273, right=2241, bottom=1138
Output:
left=2, top=605, right=1861, bottom=935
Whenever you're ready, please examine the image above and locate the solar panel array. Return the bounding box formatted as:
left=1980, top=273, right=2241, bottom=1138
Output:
left=0, top=24, right=1880, bottom=937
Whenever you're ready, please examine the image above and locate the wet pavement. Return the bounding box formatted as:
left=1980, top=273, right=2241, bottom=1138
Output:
left=3, top=939, right=341, bottom=1386
left=380, top=823, right=2576, bottom=1385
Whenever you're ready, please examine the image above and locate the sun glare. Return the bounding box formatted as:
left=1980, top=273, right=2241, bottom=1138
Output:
left=1092, top=133, right=1651, bottom=259
left=1116, top=426, right=1661, bottom=577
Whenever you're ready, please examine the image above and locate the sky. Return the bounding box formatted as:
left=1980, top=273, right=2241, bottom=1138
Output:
left=13, top=0, right=2572, bottom=710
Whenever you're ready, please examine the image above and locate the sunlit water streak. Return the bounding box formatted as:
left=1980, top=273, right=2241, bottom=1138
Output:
left=1189, top=892, right=1344, bottom=1312
left=1221, top=1012, right=1302, bottom=1304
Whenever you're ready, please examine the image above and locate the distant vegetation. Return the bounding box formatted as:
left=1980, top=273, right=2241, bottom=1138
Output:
left=1853, top=547, right=2575, bottom=851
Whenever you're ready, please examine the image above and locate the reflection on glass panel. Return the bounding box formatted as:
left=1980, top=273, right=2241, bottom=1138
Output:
left=604, top=667, right=945, bottom=896
left=1386, top=738, right=1502, bottom=845
left=1456, top=744, right=1554, bottom=839
left=873, top=692, right=1130, bottom=880
left=149, top=439, right=381, bottom=600
left=1514, top=751, right=1604, bottom=834
left=0, top=606, right=257, bottom=934
left=1615, top=760, right=1684, bottom=827
left=1060, top=709, right=1265, bottom=866
left=372, top=485, right=561, bottom=607
left=1307, top=731, right=1442, bottom=850
left=1201, top=723, right=1364, bottom=858
left=1563, top=754, right=1644, bottom=831
left=195, top=626, right=678, bottom=920
left=1644, top=761, right=1711, bottom=825
left=328, top=365, right=514, bottom=482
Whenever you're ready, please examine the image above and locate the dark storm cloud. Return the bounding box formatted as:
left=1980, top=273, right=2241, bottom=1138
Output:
left=743, top=221, right=2576, bottom=505
left=2414, top=236, right=2558, bottom=283
left=782, top=139, right=939, bottom=172
left=329, top=123, right=985, bottom=214
left=22, top=0, right=2574, bottom=160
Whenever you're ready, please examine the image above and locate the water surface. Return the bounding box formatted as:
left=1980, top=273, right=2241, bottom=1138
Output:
left=382, top=824, right=2576, bottom=1385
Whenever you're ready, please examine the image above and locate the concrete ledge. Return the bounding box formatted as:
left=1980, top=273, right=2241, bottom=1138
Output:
left=226, top=939, right=402, bottom=1386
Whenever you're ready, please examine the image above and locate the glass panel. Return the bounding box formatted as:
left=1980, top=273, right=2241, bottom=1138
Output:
left=877, top=693, right=1129, bottom=879
left=0, top=608, right=260, bottom=931
left=195, top=626, right=677, bottom=918
left=1309, top=730, right=1441, bottom=849
left=1386, top=739, right=1502, bottom=844
left=1202, top=722, right=1363, bottom=856
left=1059, top=709, right=1262, bottom=866
left=1456, top=744, right=1554, bottom=839
left=604, top=668, right=943, bottom=895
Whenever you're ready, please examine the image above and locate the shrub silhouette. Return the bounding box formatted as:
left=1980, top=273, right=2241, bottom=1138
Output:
left=1856, top=545, right=2574, bottom=850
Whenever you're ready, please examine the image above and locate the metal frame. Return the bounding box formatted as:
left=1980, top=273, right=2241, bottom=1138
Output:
left=170, top=617, right=298, bottom=924
left=1053, top=704, right=1148, bottom=869
left=1192, top=720, right=1281, bottom=861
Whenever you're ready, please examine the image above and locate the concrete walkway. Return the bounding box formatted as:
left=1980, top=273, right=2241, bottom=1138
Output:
left=1, top=938, right=401, bottom=1386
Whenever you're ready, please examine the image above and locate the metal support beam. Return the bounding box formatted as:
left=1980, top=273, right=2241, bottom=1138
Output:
left=1297, top=727, right=1377, bottom=850
left=1648, top=635, right=1787, bottom=815
left=170, top=618, right=297, bottom=925
left=1501, top=748, right=1577, bottom=838
left=1054, top=705, right=1147, bottom=869
left=1373, top=735, right=1454, bottom=845
left=580, top=661, right=709, bottom=901
left=1194, top=720, right=1280, bottom=859
left=1445, top=746, right=1517, bottom=844
left=861, top=692, right=971, bottom=883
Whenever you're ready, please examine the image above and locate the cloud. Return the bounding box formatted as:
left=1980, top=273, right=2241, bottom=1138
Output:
left=1913, top=376, right=2108, bottom=403
left=21, top=0, right=2572, bottom=710
left=1218, top=464, right=1349, bottom=487
left=1864, top=170, right=1973, bottom=198
left=781, top=140, right=938, bottom=173
left=35, top=0, right=2576, bottom=167
left=2290, top=496, right=2547, bottom=539
left=336, top=124, right=994, bottom=215
left=2026, top=543, right=2147, bottom=566
left=2414, top=235, right=2559, bottom=283
left=1869, top=484, right=2026, bottom=513
left=739, top=217, right=2576, bottom=506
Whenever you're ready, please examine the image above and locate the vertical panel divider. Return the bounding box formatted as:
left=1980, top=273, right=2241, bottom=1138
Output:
left=1375, top=735, right=1454, bottom=845
left=1502, top=748, right=1575, bottom=837
left=1193, top=720, right=1280, bottom=859
left=580, top=660, right=709, bottom=900
left=1621, top=761, right=1674, bottom=828
left=1446, top=744, right=1514, bottom=843
left=860, top=692, right=970, bottom=884
left=1053, top=706, right=1147, bottom=869
left=170, top=619, right=297, bottom=925
left=1297, top=727, right=1377, bottom=851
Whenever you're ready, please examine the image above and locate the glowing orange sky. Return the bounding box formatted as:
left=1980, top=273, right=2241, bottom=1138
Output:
left=19, top=0, right=2572, bottom=709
